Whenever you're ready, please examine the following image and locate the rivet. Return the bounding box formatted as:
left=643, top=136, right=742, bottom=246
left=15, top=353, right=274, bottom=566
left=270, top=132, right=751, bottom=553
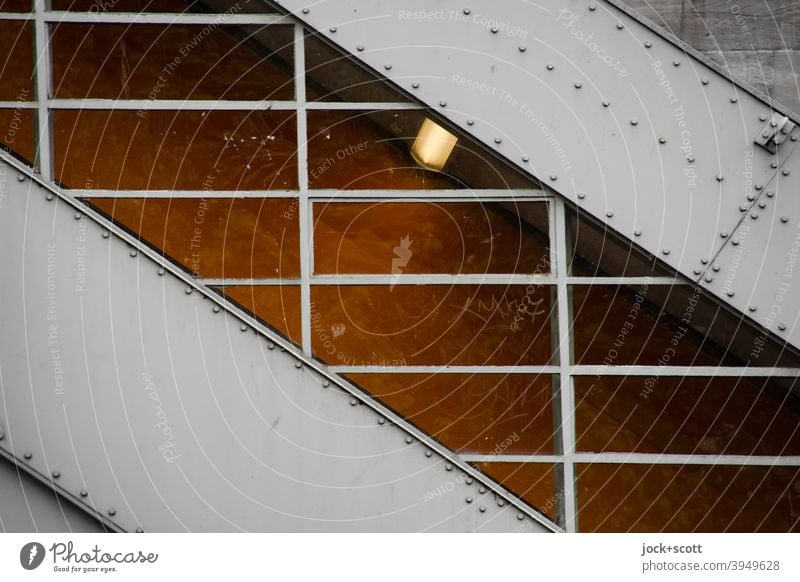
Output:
left=606, top=211, right=613, bottom=218
left=519, top=46, right=527, bottom=52
left=445, top=463, right=453, bottom=471
left=749, top=305, right=757, bottom=312
left=687, top=155, right=695, bottom=163
left=322, top=380, right=330, bottom=387
left=746, top=193, right=755, bottom=201
left=463, top=8, right=471, bottom=15
left=301, top=7, right=309, bottom=13
left=549, top=175, right=557, bottom=181
left=546, top=63, right=554, bottom=71
left=634, top=230, right=641, bottom=237
left=701, top=259, right=709, bottom=265
left=411, top=82, right=419, bottom=89
left=781, top=216, right=789, bottom=223
left=616, top=23, right=624, bottom=30
left=762, top=131, right=771, bottom=138
left=466, top=119, right=474, bottom=126
left=184, top=287, right=192, bottom=295
left=578, top=193, right=586, bottom=200
left=378, top=417, right=385, bottom=425
left=425, top=450, right=432, bottom=457
left=157, top=268, right=164, bottom=276
left=783, top=170, right=790, bottom=176
left=730, top=96, right=738, bottom=103
left=726, top=290, right=735, bottom=297
left=405, top=436, right=412, bottom=444
left=479, top=505, right=486, bottom=513
left=517, top=513, right=525, bottom=520
left=693, top=268, right=701, bottom=275
left=491, top=26, right=498, bottom=33
left=466, top=496, right=473, bottom=504
left=23, top=451, right=32, bottom=460
left=589, top=4, right=596, bottom=10
left=755, top=184, right=763, bottom=191
left=659, top=136, right=667, bottom=144
left=750, top=212, right=758, bottom=220
left=329, top=26, right=337, bottom=33
left=294, top=361, right=302, bottom=369
left=494, top=137, right=502, bottom=144
left=740, top=205, right=748, bottom=212
left=46, top=193, right=54, bottom=200
left=240, top=324, right=247, bottom=332
left=497, top=500, right=505, bottom=507
left=522, top=155, right=530, bottom=162
left=102, top=230, right=109, bottom=238
left=720, top=232, right=728, bottom=238
left=602, top=100, right=610, bottom=107
left=466, top=477, right=473, bottom=484
left=771, top=118, right=779, bottom=128
left=630, top=119, right=638, bottom=126
left=439, top=100, right=447, bottom=107
left=74, top=212, right=81, bottom=220
left=758, top=201, right=766, bottom=209
left=349, top=398, right=358, bottom=406
left=673, top=60, right=680, bottom=67
left=704, top=275, right=713, bottom=283
left=779, top=324, right=787, bottom=331
left=80, top=489, right=88, bottom=498
left=701, top=78, right=709, bottom=85
left=356, top=45, right=364, bottom=52
left=574, top=82, right=582, bottom=89
left=129, top=249, right=137, bottom=257
left=767, top=191, right=775, bottom=198
left=760, top=114, right=769, bottom=121
left=662, top=248, right=670, bottom=255
left=732, top=239, right=740, bottom=246
left=212, top=305, right=220, bottom=313
left=645, top=41, right=652, bottom=48
left=108, top=508, right=116, bottom=516
left=267, top=342, right=274, bottom=350
left=478, top=486, right=486, bottom=494
left=384, top=64, right=392, bottom=71
left=792, top=135, right=799, bottom=142
left=716, top=174, right=724, bottom=182
left=17, top=174, right=24, bottom=182
left=135, top=527, right=144, bottom=533
left=771, top=161, right=778, bottom=169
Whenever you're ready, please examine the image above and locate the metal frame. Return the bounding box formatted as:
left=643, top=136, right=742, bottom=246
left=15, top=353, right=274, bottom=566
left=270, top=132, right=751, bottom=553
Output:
left=2, top=3, right=800, bottom=533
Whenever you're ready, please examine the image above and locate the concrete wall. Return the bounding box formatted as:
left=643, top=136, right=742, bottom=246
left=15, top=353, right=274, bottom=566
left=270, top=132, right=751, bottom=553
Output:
left=621, top=0, right=800, bottom=116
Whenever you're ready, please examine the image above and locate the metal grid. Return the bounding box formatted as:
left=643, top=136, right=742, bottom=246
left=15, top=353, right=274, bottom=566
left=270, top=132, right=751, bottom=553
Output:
left=9, top=4, right=800, bottom=533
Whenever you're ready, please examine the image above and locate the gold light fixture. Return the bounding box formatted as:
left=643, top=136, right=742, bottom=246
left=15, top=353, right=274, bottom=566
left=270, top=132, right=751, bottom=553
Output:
left=410, top=118, right=458, bottom=172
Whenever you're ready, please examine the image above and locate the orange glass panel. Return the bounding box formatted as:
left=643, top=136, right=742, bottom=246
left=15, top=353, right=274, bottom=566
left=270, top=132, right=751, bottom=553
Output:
left=0, top=108, right=35, bottom=164
left=471, top=462, right=558, bottom=521
left=0, top=0, right=29, bottom=11
left=313, top=201, right=550, bottom=275
left=572, top=285, right=738, bottom=366
left=51, top=0, right=210, bottom=12
left=311, top=284, right=554, bottom=366
left=307, top=110, right=459, bottom=190
left=217, top=285, right=301, bottom=345
left=305, top=35, right=412, bottom=103
left=576, top=376, right=800, bottom=456
left=51, top=24, right=294, bottom=100
left=54, top=110, right=297, bottom=190
left=350, top=374, right=555, bottom=454
left=86, top=198, right=300, bottom=278
left=578, top=463, right=800, bottom=532
left=0, top=21, right=33, bottom=100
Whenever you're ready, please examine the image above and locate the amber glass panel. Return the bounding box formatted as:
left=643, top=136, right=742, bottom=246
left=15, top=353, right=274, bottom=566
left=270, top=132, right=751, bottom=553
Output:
left=87, top=198, right=300, bottom=278
left=351, top=374, right=555, bottom=454
left=578, top=463, right=800, bottom=532
left=51, top=24, right=294, bottom=100
left=307, top=110, right=458, bottom=190
left=0, top=108, right=35, bottom=164
left=572, top=285, right=738, bottom=366
left=217, top=285, right=301, bottom=345
left=52, top=0, right=209, bottom=12
left=576, top=376, right=800, bottom=456
left=313, top=201, right=550, bottom=275
left=305, top=34, right=412, bottom=103
left=311, top=284, right=554, bottom=366
left=55, top=110, right=297, bottom=190
left=0, top=0, right=29, bottom=11
left=0, top=21, right=33, bottom=100
left=470, top=462, right=558, bottom=521
left=569, top=209, right=674, bottom=277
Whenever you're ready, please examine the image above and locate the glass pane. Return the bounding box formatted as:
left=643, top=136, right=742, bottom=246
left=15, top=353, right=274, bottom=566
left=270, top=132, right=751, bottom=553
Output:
left=86, top=197, right=300, bottom=278
left=0, top=20, right=33, bottom=100
left=576, top=376, right=800, bottom=456
left=0, top=0, right=29, bottom=11
left=569, top=208, right=675, bottom=277
left=577, top=463, right=800, bottom=532
left=311, top=284, right=555, bottom=366
left=54, top=110, right=298, bottom=190
left=313, top=201, right=550, bottom=275
left=216, top=285, right=301, bottom=345
left=0, top=107, right=35, bottom=164
left=350, top=374, right=555, bottom=454
left=305, top=34, right=412, bottom=103
left=470, top=462, right=558, bottom=521
left=51, top=0, right=223, bottom=12
left=572, top=284, right=739, bottom=366
left=51, top=24, right=294, bottom=100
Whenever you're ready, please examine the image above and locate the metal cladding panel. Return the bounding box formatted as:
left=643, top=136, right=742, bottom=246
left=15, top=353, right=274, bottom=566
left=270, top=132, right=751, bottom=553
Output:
left=0, top=163, right=552, bottom=533
left=281, top=0, right=800, bottom=349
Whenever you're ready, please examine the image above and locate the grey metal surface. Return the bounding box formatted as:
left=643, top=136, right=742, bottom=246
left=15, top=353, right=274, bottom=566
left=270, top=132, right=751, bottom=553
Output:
left=279, top=0, right=800, bottom=352
left=0, top=158, right=554, bottom=533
